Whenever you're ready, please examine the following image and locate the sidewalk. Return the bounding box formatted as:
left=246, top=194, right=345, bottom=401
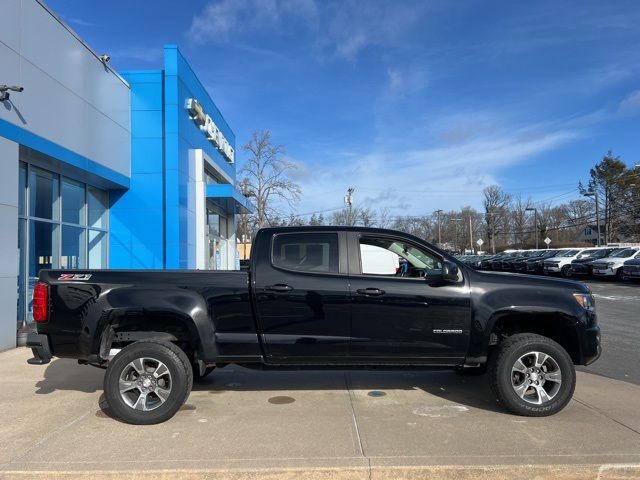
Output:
left=1, top=347, right=639, bottom=479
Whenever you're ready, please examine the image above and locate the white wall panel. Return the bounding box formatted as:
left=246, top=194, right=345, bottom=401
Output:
left=0, top=137, right=18, bottom=351
left=1, top=0, right=131, bottom=178
left=0, top=0, right=21, bottom=52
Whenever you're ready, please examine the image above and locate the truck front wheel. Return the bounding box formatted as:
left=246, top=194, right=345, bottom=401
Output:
left=489, top=333, right=575, bottom=416
left=104, top=340, right=193, bottom=424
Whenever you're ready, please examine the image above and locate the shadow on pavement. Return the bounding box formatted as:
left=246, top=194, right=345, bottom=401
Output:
left=35, top=359, right=504, bottom=414
left=192, top=366, right=504, bottom=414
left=35, top=358, right=104, bottom=394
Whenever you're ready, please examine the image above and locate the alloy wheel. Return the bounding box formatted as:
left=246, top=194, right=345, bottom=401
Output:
left=511, top=351, right=562, bottom=405
left=118, top=357, right=172, bottom=411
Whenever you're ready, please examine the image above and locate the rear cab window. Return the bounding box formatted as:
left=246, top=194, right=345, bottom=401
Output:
left=271, top=233, right=339, bottom=273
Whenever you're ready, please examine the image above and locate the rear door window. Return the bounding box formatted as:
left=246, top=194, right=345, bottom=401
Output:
left=272, top=233, right=339, bottom=273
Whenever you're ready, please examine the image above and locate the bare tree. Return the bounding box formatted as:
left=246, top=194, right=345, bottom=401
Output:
left=483, top=185, right=511, bottom=253
left=308, top=213, right=325, bottom=226
left=511, top=194, right=532, bottom=247
left=239, top=130, right=301, bottom=233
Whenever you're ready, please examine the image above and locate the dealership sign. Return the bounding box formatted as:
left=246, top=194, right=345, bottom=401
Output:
left=185, top=98, right=235, bottom=163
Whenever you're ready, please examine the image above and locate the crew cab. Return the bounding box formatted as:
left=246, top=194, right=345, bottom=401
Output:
left=569, top=247, right=621, bottom=277
left=26, top=227, right=601, bottom=424
left=525, top=249, right=561, bottom=274
left=590, top=247, right=640, bottom=279
left=622, top=257, right=640, bottom=280
left=543, top=249, right=586, bottom=277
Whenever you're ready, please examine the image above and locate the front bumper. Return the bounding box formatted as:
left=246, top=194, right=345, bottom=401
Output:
left=592, top=267, right=615, bottom=276
left=543, top=265, right=561, bottom=273
left=582, top=325, right=602, bottom=366
left=26, top=333, right=52, bottom=365
left=623, top=267, right=640, bottom=278
left=570, top=264, right=590, bottom=275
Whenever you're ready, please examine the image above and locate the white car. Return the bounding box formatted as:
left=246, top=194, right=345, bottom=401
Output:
left=543, top=249, right=587, bottom=277
left=590, top=248, right=640, bottom=278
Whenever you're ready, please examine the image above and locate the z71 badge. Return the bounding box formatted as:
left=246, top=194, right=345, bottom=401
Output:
left=58, top=274, right=92, bottom=281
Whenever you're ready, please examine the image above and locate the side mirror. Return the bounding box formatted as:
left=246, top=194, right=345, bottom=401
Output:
left=442, top=260, right=459, bottom=282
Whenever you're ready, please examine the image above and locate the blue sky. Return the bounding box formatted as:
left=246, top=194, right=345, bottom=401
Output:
left=49, top=0, right=640, bottom=218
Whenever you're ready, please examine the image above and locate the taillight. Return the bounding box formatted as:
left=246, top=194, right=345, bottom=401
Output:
left=33, top=281, right=49, bottom=323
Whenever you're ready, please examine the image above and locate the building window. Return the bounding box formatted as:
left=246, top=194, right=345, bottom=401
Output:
left=29, top=167, right=58, bottom=220
left=61, top=177, right=86, bottom=225
left=18, top=161, right=109, bottom=325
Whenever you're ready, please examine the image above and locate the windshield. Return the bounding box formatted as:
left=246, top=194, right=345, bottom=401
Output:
left=611, top=248, right=639, bottom=258
left=577, top=249, right=601, bottom=259
left=558, top=249, right=581, bottom=257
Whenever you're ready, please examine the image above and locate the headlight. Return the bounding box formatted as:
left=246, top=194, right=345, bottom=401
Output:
left=573, top=293, right=595, bottom=311
left=606, top=262, right=615, bottom=267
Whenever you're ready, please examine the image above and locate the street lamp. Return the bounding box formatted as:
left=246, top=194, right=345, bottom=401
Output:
left=525, top=207, right=538, bottom=249
left=583, top=190, right=601, bottom=247
left=434, top=209, right=443, bottom=246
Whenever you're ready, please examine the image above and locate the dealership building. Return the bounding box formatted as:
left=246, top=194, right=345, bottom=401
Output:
left=0, top=0, right=253, bottom=350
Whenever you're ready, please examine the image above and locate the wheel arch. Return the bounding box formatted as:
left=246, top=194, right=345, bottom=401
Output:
left=487, top=310, right=583, bottom=365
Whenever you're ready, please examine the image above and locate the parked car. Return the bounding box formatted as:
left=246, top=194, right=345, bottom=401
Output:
left=462, top=255, right=492, bottom=270
left=622, top=257, right=640, bottom=280
left=479, top=253, right=503, bottom=270
left=590, top=247, right=640, bottom=279
left=26, top=226, right=600, bottom=424
left=543, top=249, right=587, bottom=277
left=491, top=251, right=522, bottom=271
left=569, top=247, right=622, bottom=277
left=524, top=249, right=562, bottom=274
left=502, top=250, right=539, bottom=272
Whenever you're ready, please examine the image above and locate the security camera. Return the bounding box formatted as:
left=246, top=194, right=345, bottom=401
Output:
left=0, top=85, right=24, bottom=101
left=99, top=54, right=111, bottom=64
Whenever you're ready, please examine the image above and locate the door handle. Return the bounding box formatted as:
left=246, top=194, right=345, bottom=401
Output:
left=356, top=288, right=385, bottom=296
left=266, top=284, right=293, bottom=292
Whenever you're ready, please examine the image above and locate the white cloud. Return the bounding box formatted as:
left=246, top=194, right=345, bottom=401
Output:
left=188, top=0, right=317, bottom=44
left=386, top=65, right=428, bottom=96
left=187, top=0, right=429, bottom=62
left=618, top=90, right=640, bottom=115
left=289, top=123, right=581, bottom=217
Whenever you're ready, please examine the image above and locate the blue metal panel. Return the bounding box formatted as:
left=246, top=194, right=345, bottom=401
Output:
left=206, top=184, right=255, bottom=214
left=110, top=70, right=165, bottom=268
left=0, top=118, right=129, bottom=189
left=113, top=47, right=243, bottom=270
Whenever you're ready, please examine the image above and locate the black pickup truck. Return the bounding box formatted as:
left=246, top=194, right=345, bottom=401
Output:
left=27, top=226, right=601, bottom=424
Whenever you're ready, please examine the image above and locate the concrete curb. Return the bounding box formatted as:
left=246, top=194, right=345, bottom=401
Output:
left=2, top=464, right=640, bottom=480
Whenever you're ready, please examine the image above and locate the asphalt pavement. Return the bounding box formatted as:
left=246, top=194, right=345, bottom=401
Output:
left=577, top=279, right=640, bottom=385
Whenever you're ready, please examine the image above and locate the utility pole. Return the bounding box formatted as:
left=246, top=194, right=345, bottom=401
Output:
left=344, top=187, right=354, bottom=226
left=487, top=210, right=495, bottom=254
left=469, top=215, right=474, bottom=254
left=435, top=209, right=443, bottom=247
left=525, top=207, right=538, bottom=249
left=584, top=190, right=601, bottom=247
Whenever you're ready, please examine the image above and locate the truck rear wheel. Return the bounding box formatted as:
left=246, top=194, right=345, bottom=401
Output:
left=104, top=340, right=193, bottom=424
left=489, top=333, right=575, bottom=416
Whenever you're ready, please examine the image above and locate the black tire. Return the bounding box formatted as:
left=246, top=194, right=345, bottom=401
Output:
left=489, top=333, right=575, bottom=416
left=616, top=268, right=626, bottom=281
left=561, top=265, right=572, bottom=278
left=193, top=365, right=216, bottom=381
left=104, top=340, right=193, bottom=425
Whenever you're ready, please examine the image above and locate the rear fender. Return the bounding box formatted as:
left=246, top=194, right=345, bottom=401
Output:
left=90, top=286, right=218, bottom=362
